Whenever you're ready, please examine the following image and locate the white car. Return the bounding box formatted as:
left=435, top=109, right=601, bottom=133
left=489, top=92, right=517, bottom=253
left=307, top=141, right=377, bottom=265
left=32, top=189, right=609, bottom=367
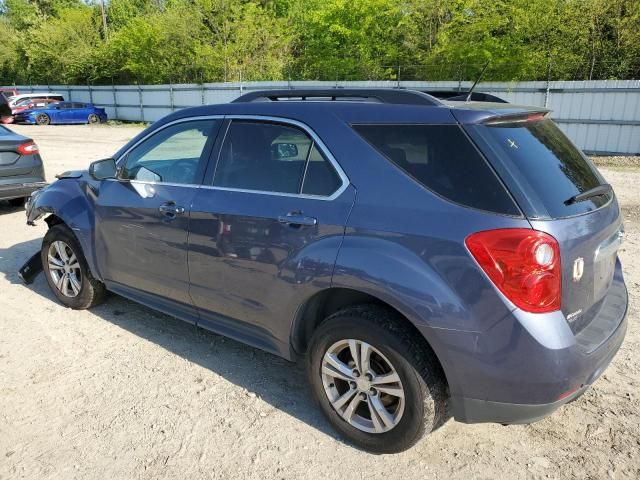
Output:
left=7, top=93, right=65, bottom=108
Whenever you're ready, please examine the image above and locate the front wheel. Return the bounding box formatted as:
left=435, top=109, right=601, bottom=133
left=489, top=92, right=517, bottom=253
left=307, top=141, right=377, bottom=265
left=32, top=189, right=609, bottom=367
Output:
left=308, top=305, right=448, bottom=453
left=35, top=113, right=50, bottom=126
left=41, top=224, right=106, bottom=309
left=87, top=113, right=100, bottom=124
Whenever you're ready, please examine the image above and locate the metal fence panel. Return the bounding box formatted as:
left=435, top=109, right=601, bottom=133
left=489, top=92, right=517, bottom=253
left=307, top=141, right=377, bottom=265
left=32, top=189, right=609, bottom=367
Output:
left=6, top=80, right=640, bottom=154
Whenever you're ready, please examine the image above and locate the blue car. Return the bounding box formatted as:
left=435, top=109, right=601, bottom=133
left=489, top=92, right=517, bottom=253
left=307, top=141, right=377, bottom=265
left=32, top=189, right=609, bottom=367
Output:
left=14, top=101, right=107, bottom=125
left=23, top=89, right=627, bottom=453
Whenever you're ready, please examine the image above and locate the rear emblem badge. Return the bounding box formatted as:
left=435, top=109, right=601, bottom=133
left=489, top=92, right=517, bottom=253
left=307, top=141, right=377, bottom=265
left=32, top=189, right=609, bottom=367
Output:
left=573, top=257, right=584, bottom=282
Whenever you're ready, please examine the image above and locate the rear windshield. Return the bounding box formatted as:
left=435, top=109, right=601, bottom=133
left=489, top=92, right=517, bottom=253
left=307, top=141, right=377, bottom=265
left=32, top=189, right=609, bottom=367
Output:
left=353, top=124, right=520, bottom=215
left=468, top=119, right=609, bottom=219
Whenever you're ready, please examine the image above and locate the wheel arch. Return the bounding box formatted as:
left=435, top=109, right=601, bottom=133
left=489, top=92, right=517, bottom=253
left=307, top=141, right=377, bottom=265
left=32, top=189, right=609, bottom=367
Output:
left=290, top=287, right=450, bottom=389
left=28, top=180, right=101, bottom=279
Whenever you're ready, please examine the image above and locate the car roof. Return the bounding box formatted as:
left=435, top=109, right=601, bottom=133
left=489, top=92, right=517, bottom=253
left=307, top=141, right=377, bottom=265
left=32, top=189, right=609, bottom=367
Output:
left=10, top=93, right=63, bottom=99
left=158, top=95, right=547, bottom=129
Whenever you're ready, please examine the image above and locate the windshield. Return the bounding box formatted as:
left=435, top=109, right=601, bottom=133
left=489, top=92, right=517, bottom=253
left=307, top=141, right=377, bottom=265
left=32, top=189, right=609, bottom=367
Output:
left=468, top=118, right=610, bottom=219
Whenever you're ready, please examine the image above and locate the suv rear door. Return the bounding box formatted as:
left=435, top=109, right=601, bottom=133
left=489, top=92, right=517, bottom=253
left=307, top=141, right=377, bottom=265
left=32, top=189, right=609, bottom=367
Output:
left=188, top=117, right=355, bottom=354
left=465, top=116, right=625, bottom=343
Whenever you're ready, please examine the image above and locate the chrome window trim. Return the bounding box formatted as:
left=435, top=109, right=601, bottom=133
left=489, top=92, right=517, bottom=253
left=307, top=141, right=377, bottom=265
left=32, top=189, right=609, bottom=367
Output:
left=211, top=115, right=349, bottom=201
left=112, top=114, right=350, bottom=201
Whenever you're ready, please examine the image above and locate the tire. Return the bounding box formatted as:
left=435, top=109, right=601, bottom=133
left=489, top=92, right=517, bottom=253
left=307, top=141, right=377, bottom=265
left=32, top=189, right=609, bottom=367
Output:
left=307, top=305, right=448, bottom=453
left=36, top=113, right=50, bottom=126
left=41, top=224, right=107, bottom=309
left=87, top=113, right=99, bottom=124
left=8, top=197, right=25, bottom=207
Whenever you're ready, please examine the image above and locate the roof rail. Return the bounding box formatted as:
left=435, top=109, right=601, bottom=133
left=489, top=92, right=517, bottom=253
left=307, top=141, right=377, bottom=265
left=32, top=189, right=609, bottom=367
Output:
left=232, top=88, right=442, bottom=106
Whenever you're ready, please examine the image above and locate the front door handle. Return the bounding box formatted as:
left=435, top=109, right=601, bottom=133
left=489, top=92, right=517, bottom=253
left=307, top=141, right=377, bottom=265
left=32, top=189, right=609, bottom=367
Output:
left=159, top=202, right=185, bottom=218
left=278, top=212, right=317, bottom=227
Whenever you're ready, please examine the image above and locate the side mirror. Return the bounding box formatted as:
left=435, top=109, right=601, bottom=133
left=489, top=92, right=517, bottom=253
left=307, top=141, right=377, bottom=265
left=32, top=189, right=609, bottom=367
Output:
left=89, top=158, right=117, bottom=180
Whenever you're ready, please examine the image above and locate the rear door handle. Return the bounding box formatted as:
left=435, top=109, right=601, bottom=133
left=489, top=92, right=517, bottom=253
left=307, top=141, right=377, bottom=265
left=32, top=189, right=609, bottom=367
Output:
left=159, top=202, right=185, bottom=218
left=278, top=212, right=317, bottom=227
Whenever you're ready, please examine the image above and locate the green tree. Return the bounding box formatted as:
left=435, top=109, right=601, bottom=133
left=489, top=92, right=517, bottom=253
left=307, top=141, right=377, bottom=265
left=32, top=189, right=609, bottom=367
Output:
left=290, top=0, right=422, bottom=80
left=24, top=6, right=102, bottom=83
left=195, top=0, right=292, bottom=81
left=97, top=5, right=206, bottom=83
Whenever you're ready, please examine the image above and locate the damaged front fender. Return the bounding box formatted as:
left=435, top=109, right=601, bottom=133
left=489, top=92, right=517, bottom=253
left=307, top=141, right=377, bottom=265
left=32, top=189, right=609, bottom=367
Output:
left=24, top=172, right=102, bottom=280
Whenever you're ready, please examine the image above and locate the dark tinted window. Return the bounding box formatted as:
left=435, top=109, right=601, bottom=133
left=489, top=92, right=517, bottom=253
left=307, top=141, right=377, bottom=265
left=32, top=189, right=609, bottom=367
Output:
left=353, top=124, right=519, bottom=215
left=470, top=119, right=608, bottom=218
left=301, top=144, right=341, bottom=196
left=214, top=121, right=342, bottom=197
left=215, top=121, right=309, bottom=194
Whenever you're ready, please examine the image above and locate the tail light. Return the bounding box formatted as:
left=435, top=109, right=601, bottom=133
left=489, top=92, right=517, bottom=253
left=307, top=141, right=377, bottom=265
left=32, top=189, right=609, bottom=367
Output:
left=16, top=141, right=39, bottom=155
left=465, top=229, right=561, bottom=313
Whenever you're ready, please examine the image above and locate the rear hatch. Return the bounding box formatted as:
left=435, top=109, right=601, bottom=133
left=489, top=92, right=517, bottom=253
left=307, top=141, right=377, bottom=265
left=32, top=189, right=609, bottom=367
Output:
left=460, top=110, right=624, bottom=338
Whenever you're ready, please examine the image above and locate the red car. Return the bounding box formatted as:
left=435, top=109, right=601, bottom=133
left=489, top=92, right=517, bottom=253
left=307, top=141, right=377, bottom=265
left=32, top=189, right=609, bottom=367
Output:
left=1, top=88, right=19, bottom=99
left=11, top=98, right=58, bottom=116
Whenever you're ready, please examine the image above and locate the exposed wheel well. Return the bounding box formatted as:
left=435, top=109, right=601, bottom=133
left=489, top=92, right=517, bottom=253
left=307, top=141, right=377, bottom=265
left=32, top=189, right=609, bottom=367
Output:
left=44, top=214, right=64, bottom=228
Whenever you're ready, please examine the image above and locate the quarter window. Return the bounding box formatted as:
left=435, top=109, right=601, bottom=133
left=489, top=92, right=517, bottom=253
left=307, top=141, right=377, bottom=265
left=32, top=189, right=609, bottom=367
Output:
left=214, top=120, right=342, bottom=196
left=121, top=120, right=219, bottom=185
left=353, top=124, right=520, bottom=215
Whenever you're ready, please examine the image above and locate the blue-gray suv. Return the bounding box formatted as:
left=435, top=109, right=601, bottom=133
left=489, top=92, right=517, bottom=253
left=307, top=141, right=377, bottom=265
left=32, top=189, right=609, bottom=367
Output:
left=24, top=89, right=628, bottom=453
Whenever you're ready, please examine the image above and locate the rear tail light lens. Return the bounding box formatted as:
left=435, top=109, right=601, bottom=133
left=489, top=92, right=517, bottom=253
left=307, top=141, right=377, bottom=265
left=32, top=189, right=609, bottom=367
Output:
left=465, top=229, right=561, bottom=313
left=16, top=141, right=39, bottom=155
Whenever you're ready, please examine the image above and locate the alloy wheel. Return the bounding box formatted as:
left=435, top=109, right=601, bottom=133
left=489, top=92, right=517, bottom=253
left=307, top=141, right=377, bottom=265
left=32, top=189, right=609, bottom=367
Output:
left=321, top=339, right=405, bottom=433
left=47, top=241, right=82, bottom=297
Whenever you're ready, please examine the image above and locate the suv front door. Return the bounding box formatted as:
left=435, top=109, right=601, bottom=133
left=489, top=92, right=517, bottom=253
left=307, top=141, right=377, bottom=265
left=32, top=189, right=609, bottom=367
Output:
left=95, top=118, right=222, bottom=320
left=188, top=118, right=355, bottom=354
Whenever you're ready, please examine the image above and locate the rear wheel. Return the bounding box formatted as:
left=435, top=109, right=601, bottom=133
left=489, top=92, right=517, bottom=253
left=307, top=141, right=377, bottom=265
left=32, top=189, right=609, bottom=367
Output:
left=35, top=113, right=50, bottom=126
left=307, top=305, right=448, bottom=453
left=87, top=113, right=99, bottom=124
left=41, top=224, right=106, bottom=309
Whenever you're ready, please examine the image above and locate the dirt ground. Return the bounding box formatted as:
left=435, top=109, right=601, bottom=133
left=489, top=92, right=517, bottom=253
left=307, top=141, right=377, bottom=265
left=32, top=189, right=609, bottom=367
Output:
left=0, top=124, right=638, bottom=480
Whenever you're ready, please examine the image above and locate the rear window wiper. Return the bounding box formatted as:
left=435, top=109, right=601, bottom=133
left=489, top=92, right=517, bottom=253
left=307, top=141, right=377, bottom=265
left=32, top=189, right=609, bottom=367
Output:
left=564, top=184, right=612, bottom=205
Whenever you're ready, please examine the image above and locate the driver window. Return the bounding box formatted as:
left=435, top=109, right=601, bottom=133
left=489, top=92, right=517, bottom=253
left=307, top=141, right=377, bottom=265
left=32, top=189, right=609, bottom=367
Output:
left=121, top=120, right=218, bottom=185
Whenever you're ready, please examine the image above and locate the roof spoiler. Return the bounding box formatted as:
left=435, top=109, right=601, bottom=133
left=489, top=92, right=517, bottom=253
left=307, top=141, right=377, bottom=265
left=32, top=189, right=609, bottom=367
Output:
left=422, top=90, right=508, bottom=103
left=482, top=111, right=550, bottom=125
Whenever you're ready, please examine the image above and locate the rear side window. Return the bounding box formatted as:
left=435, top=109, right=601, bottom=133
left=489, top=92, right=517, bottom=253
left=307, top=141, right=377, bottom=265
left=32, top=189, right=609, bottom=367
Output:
left=353, top=124, right=520, bottom=215
left=469, top=119, right=609, bottom=218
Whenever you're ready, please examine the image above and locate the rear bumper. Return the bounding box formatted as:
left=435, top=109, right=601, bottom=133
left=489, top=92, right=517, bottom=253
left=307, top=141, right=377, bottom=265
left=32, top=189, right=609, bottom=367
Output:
left=426, top=260, right=629, bottom=425
left=451, top=301, right=627, bottom=424
left=0, top=181, right=48, bottom=201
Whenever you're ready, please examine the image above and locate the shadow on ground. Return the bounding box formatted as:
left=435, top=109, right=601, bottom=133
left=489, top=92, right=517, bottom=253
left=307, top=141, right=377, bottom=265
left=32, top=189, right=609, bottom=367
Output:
left=0, top=232, right=341, bottom=443
left=0, top=200, right=26, bottom=215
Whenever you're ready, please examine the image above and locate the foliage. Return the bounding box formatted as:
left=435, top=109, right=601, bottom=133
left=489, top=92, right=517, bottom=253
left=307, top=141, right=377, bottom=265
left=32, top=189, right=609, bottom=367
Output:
left=0, top=0, right=638, bottom=84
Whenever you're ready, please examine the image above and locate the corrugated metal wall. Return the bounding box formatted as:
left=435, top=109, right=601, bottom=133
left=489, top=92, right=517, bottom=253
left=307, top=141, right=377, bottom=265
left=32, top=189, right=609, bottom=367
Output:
left=8, top=80, right=640, bottom=154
